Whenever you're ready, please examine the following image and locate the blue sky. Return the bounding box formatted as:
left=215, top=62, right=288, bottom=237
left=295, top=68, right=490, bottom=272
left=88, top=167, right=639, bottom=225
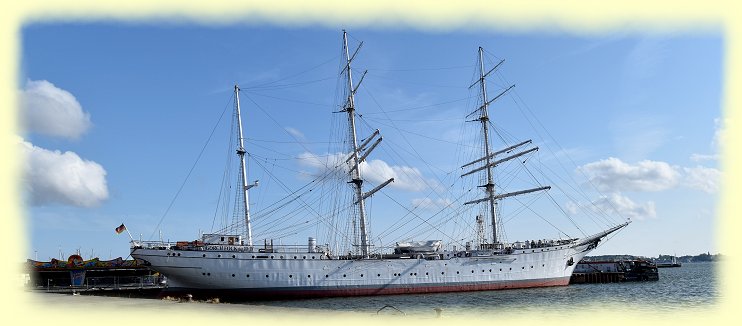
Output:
left=19, top=23, right=722, bottom=261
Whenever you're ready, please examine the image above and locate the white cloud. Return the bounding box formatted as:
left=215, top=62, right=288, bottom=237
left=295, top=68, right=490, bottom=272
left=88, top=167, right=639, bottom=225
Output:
left=578, top=157, right=679, bottom=192
left=690, top=153, right=718, bottom=162
left=20, top=80, right=91, bottom=139
left=712, top=117, right=727, bottom=148
left=591, top=193, right=656, bottom=220
left=683, top=166, right=721, bottom=194
left=19, top=137, right=109, bottom=207
left=411, top=198, right=452, bottom=210
left=297, top=152, right=436, bottom=192
left=284, top=127, right=305, bottom=141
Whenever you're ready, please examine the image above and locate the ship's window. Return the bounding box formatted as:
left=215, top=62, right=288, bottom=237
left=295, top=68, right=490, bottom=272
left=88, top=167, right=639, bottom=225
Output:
left=482, top=269, right=485, bottom=272
left=202, top=273, right=205, bottom=276
left=343, top=274, right=346, bottom=277
left=360, top=274, right=364, bottom=277
left=325, top=275, right=329, bottom=278
left=312, top=256, right=315, bottom=259
left=456, top=271, right=459, bottom=274
left=531, top=266, right=533, bottom=268
left=509, top=268, right=512, bottom=270
left=280, top=256, right=284, bottom=259
left=177, top=253, right=181, bottom=256
left=489, top=269, right=492, bottom=272
left=294, top=256, right=297, bottom=259
left=217, top=254, right=221, bottom=258
left=270, top=256, right=274, bottom=259
left=471, top=270, right=474, bottom=273
left=289, top=275, right=293, bottom=278
left=377, top=274, right=380, bottom=277
left=232, top=274, right=235, bottom=277
left=414, top=273, right=417, bottom=276
left=532, top=250, right=535, bottom=253
left=202, top=254, right=206, bottom=257
left=410, top=273, right=413, bottom=276
left=393, top=273, right=397, bottom=276
left=441, top=272, right=445, bottom=275
left=207, top=273, right=210, bottom=276
left=308, top=275, right=311, bottom=278
left=252, top=256, right=255, bottom=258
left=426, top=272, right=429, bottom=275
left=499, top=269, right=502, bottom=271
left=221, top=237, right=224, bottom=241
left=542, top=264, right=545, bottom=267
left=303, top=256, right=306, bottom=259
left=246, top=274, right=250, bottom=278
left=232, top=255, right=236, bottom=258
left=266, top=275, right=269, bottom=278
left=522, top=267, right=525, bottom=269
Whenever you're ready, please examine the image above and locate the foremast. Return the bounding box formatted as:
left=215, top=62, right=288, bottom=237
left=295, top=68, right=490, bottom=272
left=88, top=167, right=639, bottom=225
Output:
left=234, top=85, right=255, bottom=248
left=341, top=31, right=393, bottom=258
left=462, top=47, right=549, bottom=246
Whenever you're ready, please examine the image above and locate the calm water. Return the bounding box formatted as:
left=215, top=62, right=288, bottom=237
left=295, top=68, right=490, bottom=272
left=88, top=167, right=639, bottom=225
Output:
left=245, top=262, right=719, bottom=317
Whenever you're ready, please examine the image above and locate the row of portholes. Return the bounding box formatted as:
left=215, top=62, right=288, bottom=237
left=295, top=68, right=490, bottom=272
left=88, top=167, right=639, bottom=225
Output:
left=208, top=265, right=550, bottom=279
left=195, top=254, right=318, bottom=259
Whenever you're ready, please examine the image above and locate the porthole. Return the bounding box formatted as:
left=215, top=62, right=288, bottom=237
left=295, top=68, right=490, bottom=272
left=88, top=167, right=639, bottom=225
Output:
left=266, top=275, right=269, bottom=278
left=471, top=270, right=474, bottom=273
left=522, top=267, right=525, bottom=269
left=499, top=269, right=502, bottom=271
left=280, top=256, right=284, bottom=259
left=410, top=273, right=413, bottom=276
left=426, top=272, right=429, bottom=275
left=441, top=272, right=445, bottom=275
left=531, top=266, right=534, bottom=268
left=482, top=270, right=485, bottom=272
left=232, top=274, right=235, bottom=277
left=303, top=256, right=306, bottom=259
left=377, top=274, right=381, bottom=277
left=177, top=253, right=181, bottom=256
left=217, top=254, right=221, bottom=258
left=312, top=256, right=315, bottom=259
left=246, top=274, right=250, bottom=278
left=509, top=268, right=512, bottom=270
left=489, top=269, right=492, bottom=272
left=207, top=273, right=210, bottom=276
left=202, top=254, right=206, bottom=257
left=252, top=255, right=255, bottom=258
left=294, top=256, right=297, bottom=259
left=289, top=275, right=293, bottom=278
left=343, top=274, right=346, bottom=277
left=308, top=275, right=311, bottom=278
left=414, top=273, right=417, bottom=276
left=456, top=271, right=460, bottom=274
left=232, top=255, right=236, bottom=258
left=270, top=256, right=274, bottom=259
left=360, top=274, right=364, bottom=277
left=202, top=273, right=205, bottom=276
left=325, top=275, right=329, bottom=278
left=542, top=264, right=545, bottom=267
left=393, top=273, right=397, bottom=276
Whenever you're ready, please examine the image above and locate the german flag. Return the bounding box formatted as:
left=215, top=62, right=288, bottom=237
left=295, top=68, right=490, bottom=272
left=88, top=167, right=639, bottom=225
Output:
left=115, top=223, right=126, bottom=234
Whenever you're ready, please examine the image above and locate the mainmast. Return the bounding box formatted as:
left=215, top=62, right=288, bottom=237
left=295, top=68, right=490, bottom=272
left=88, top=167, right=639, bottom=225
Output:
left=461, top=47, right=549, bottom=246
left=341, top=31, right=392, bottom=258
left=234, top=85, right=255, bottom=248
left=476, top=47, right=500, bottom=245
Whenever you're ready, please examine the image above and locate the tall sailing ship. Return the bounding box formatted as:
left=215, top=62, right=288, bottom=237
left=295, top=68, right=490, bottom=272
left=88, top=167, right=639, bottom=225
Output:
left=130, top=31, right=630, bottom=300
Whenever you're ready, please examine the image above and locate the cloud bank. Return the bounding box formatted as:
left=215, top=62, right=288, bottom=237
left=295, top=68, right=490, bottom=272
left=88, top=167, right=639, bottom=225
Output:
left=578, top=157, right=719, bottom=193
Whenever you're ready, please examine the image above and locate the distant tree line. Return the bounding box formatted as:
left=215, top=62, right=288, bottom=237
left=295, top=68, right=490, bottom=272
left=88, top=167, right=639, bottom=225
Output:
left=583, top=252, right=721, bottom=263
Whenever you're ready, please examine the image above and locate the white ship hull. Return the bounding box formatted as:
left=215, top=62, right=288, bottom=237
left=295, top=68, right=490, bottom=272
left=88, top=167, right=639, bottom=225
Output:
left=131, top=241, right=594, bottom=299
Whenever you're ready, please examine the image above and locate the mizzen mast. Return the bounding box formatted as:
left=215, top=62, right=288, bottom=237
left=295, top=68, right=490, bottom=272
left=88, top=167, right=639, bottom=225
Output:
left=234, top=84, right=256, bottom=248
